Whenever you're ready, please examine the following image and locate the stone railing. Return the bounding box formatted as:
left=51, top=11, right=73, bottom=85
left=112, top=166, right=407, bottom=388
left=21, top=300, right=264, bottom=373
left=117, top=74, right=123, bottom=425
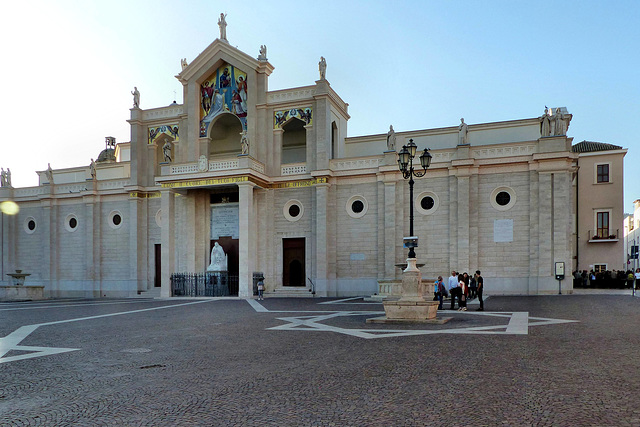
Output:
left=168, top=158, right=265, bottom=175
left=281, top=163, right=307, bottom=175
left=471, top=145, right=536, bottom=159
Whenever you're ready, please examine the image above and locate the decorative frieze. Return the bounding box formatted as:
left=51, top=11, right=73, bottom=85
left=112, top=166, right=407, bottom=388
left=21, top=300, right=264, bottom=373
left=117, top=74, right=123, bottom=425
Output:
left=268, top=89, right=314, bottom=104
left=331, top=158, right=379, bottom=171
left=472, top=145, right=536, bottom=159
left=142, top=106, right=183, bottom=121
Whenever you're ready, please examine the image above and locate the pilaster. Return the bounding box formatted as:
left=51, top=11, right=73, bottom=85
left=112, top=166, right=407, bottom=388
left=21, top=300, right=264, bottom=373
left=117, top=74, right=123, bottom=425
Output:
left=314, top=183, right=330, bottom=294
left=238, top=181, right=257, bottom=297
left=160, top=189, right=175, bottom=297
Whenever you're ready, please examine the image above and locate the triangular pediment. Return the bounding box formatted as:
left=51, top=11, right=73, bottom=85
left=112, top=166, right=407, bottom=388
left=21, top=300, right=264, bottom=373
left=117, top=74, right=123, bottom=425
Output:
left=176, top=39, right=273, bottom=84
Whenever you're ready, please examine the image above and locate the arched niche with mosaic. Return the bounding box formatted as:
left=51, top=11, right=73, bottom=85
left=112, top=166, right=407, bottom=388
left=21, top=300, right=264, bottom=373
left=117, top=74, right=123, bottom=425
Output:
left=274, top=107, right=313, bottom=129
left=200, top=63, right=248, bottom=137
left=148, top=124, right=179, bottom=145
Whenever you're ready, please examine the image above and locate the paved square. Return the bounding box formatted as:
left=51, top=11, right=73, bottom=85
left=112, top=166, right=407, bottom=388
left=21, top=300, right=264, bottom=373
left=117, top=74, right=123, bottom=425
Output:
left=1, top=295, right=639, bottom=426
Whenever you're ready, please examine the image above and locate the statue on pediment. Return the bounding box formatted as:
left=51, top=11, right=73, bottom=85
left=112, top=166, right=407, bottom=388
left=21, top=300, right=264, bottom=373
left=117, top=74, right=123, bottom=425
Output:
left=258, top=45, right=267, bottom=61
left=181, top=58, right=188, bottom=70
left=218, top=13, right=228, bottom=41
left=319, top=56, right=326, bottom=80
left=539, top=106, right=551, bottom=137
left=90, top=159, right=96, bottom=180
left=45, top=163, right=53, bottom=183
left=458, top=118, right=469, bottom=145
left=553, top=107, right=565, bottom=136
left=207, top=242, right=228, bottom=272
left=131, top=87, right=140, bottom=108
left=387, top=125, right=396, bottom=151
left=0, top=168, right=7, bottom=187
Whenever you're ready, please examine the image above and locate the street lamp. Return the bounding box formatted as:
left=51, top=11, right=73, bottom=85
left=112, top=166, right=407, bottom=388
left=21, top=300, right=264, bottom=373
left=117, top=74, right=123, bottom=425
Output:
left=397, top=139, right=432, bottom=259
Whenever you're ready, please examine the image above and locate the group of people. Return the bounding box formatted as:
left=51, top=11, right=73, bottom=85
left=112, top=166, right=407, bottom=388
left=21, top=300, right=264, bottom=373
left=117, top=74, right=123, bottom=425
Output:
left=433, top=270, right=484, bottom=311
left=573, top=269, right=640, bottom=289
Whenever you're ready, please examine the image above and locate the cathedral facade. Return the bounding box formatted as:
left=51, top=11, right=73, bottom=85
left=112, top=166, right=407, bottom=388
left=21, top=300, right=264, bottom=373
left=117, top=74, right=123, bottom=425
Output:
left=0, top=36, right=579, bottom=298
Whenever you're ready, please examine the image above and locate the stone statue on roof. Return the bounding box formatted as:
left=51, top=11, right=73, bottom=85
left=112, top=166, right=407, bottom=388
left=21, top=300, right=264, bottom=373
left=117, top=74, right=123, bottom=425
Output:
left=458, top=118, right=469, bottom=145
left=386, top=125, right=396, bottom=151
left=319, top=56, right=326, bottom=80
left=131, top=87, right=140, bottom=108
left=258, top=45, right=267, bottom=61
left=218, top=13, right=228, bottom=41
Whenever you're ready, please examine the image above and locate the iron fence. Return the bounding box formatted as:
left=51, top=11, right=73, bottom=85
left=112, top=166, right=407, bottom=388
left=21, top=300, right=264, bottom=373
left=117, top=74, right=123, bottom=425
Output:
left=170, top=272, right=238, bottom=297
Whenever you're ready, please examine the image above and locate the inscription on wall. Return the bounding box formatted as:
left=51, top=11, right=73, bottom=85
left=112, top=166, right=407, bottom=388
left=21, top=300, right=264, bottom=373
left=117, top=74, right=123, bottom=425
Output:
left=494, top=219, right=514, bottom=243
left=211, top=203, right=239, bottom=239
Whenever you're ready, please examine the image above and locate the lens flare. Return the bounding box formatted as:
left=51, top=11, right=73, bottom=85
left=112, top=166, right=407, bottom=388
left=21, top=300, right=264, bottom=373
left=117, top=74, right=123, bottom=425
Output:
left=0, top=201, right=20, bottom=215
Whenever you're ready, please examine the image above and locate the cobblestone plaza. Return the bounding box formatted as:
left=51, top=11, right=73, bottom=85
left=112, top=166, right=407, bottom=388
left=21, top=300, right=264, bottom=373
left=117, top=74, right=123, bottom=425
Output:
left=1, top=295, right=639, bottom=426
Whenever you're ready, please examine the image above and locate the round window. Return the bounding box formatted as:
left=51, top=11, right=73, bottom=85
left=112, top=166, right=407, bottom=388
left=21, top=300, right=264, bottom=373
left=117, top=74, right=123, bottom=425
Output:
left=420, top=196, right=435, bottom=210
left=65, top=214, right=79, bottom=232
left=24, top=217, right=37, bottom=234
left=288, top=204, right=301, bottom=218
left=416, top=192, right=439, bottom=215
left=351, top=200, right=364, bottom=214
left=496, top=191, right=511, bottom=206
left=108, top=210, right=124, bottom=229
left=490, top=187, right=516, bottom=211
left=283, top=200, right=304, bottom=222
left=346, top=195, right=368, bottom=218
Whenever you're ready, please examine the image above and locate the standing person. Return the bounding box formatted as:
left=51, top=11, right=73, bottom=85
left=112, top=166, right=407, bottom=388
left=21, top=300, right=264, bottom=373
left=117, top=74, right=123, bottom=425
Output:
left=475, top=270, right=484, bottom=311
left=257, top=277, right=265, bottom=301
left=434, top=276, right=445, bottom=310
left=635, top=268, right=640, bottom=292
left=469, top=273, right=477, bottom=299
left=448, top=271, right=459, bottom=310
left=458, top=274, right=467, bottom=311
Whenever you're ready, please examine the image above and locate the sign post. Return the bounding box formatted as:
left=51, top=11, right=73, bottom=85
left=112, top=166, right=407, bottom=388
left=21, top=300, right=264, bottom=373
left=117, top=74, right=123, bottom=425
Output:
left=555, top=262, right=565, bottom=295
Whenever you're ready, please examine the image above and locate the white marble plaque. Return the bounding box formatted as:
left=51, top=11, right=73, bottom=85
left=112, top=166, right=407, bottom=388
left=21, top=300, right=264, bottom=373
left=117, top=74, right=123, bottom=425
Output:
left=494, top=219, right=513, bottom=243
left=211, top=203, right=239, bottom=239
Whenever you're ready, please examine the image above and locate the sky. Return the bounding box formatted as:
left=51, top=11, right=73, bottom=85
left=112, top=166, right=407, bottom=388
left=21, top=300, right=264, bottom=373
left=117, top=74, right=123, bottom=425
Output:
left=1, top=0, right=638, bottom=211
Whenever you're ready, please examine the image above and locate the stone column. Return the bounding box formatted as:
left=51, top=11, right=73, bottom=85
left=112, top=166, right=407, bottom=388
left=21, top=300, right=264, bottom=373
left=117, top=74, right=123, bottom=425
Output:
left=238, top=181, right=256, bottom=297
left=160, top=189, right=175, bottom=297
left=528, top=169, right=540, bottom=293
left=271, top=129, right=283, bottom=176
left=448, top=175, right=458, bottom=272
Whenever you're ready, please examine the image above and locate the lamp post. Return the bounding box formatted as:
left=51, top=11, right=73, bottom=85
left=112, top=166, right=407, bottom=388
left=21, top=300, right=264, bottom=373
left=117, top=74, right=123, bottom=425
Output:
left=397, top=139, right=432, bottom=259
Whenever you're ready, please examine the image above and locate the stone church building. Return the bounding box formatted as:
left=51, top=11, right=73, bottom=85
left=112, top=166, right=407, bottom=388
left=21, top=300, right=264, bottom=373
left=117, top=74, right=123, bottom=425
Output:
left=0, top=34, right=582, bottom=298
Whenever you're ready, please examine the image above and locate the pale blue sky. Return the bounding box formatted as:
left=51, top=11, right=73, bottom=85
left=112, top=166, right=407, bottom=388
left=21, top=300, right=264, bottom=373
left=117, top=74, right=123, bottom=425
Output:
left=1, top=0, right=638, bottom=210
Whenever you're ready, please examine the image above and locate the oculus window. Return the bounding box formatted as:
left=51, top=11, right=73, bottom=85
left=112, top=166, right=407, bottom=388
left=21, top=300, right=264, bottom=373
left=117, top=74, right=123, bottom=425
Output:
left=490, top=187, right=516, bottom=211
left=283, top=200, right=304, bottom=222
left=416, top=191, right=439, bottom=215
left=346, top=195, right=368, bottom=218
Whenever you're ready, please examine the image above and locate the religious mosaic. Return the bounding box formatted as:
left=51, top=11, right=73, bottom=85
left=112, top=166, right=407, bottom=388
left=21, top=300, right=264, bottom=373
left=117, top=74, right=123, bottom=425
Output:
left=148, top=124, right=179, bottom=144
left=200, top=63, right=247, bottom=137
left=273, top=107, right=313, bottom=129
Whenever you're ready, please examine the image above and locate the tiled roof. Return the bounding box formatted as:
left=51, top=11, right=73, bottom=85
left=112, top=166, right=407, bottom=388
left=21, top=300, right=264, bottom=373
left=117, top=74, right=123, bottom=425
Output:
left=572, top=140, right=622, bottom=153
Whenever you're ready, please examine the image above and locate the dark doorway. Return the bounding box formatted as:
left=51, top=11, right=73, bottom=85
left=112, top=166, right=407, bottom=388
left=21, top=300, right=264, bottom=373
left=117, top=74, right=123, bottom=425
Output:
left=211, top=237, right=239, bottom=295
left=283, top=238, right=305, bottom=287
left=154, top=244, right=161, bottom=288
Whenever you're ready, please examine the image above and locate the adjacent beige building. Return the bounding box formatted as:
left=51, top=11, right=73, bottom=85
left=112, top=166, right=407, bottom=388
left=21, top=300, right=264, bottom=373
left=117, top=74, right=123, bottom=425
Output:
left=572, top=141, right=627, bottom=273
left=3, top=34, right=623, bottom=298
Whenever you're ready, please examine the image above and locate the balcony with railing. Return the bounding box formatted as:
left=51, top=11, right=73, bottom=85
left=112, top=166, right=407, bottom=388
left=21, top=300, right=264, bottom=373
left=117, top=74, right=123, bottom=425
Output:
left=588, top=229, right=619, bottom=242
left=163, top=156, right=265, bottom=177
